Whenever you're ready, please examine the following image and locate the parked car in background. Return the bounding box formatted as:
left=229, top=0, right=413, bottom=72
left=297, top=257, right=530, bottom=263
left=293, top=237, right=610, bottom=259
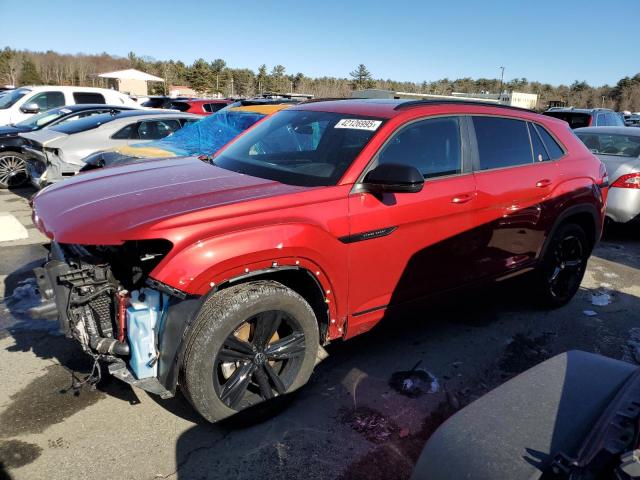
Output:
left=169, top=99, right=233, bottom=115
left=543, top=107, right=626, bottom=129
left=625, top=114, right=640, bottom=127
left=79, top=101, right=292, bottom=171
left=575, top=126, right=640, bottom=224
left=21, top=110, right=198, bottom=188
left=140, top=96, right=191, bottom=109
left=30, top=99, right=607, bottom=423
left=411, top=351, right=640, bottom=480
left=0, top=104, right=137, bottom=188
left=0, top=86, right=139, bottom=126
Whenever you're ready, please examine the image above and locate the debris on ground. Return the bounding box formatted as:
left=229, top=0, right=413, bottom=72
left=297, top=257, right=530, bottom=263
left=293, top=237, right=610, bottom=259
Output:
left=3, top=278, right=40, bottom=314
left=591, top=290, right=612, bottom=306
left=340, top=406, right=399, bottom=444
left=389, top=368, right=439, bottom=398
left=583, top=310, right=598, bottom=317
left=499, top=333, right=553, bottom=374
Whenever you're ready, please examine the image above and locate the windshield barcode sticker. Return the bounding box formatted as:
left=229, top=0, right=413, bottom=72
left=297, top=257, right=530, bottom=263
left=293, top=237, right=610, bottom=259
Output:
left=335, top=119, right=382, bottom=131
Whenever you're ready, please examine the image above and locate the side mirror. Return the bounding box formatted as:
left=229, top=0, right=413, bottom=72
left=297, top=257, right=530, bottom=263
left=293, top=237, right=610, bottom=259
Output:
left=21, top=102, right=40, bottom=114
left=362, top=163, right=424, bottom=194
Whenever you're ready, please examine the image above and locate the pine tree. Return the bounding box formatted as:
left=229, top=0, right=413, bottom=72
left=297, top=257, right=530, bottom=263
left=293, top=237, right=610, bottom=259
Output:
left=18, top=58, right=42, bottom=85
left=349, top=64, right=374, bottom=90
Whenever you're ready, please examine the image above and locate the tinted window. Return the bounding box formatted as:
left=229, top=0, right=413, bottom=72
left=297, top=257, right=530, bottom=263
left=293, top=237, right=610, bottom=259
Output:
left=25, top=91, right=65, bottom=111
left=0, top=88, right=29, bottom=109
left=533, top=124, right=564, bottom=159
left=203, top=103, right=227, bottom=113
left=73, top=92, right=106, bottom=104
left=378, top=117, right=461, bottom=178
left=595, top=114, right=607, bottom=126
left=50, top=112, right=116, bottom=134
left=112, top=124, right=134, bottom=139
left=169, top=101, right=190, bottom=112
left=137, top=119, right=181, bottom=140
left=543, top=111, right=591, bottom=129
left=576, top=133, right=640, bottom=157
left=473, top=117, right=532, bottom=170
left=528, top=123, right=549, bottom=162
left=213, top=110, right=383, bottom=186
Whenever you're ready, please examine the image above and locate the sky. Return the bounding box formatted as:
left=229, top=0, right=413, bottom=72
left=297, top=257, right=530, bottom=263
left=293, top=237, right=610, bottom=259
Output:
left=1, top=0, right=638, bottom=86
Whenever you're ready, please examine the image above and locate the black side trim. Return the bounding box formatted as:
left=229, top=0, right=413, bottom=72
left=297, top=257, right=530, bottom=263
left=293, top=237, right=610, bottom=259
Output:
left=146, top=277, right=188, bottom=299
left=352, top=304, right=388, bottom=317
left=339, top=226, right=397, bottom=244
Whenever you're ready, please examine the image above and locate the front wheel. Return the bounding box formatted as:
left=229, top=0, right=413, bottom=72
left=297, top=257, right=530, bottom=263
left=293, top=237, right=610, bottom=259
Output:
left=0, top=151, right=28, bottom=189
left=181, top=280, right=319, bottom=423
left=532, top=223, right=590, bottom=308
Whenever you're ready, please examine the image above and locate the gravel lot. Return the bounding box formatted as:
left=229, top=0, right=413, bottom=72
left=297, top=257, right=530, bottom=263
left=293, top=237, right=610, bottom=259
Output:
left=0, top=186, right=639, bottom=480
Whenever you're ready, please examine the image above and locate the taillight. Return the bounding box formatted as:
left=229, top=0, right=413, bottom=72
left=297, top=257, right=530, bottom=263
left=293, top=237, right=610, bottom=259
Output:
left=611, top=172, right=640, bottom=189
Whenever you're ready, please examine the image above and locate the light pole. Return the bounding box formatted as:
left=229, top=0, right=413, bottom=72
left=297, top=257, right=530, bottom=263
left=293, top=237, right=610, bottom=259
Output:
left=499, top=66, right=505, bottom=94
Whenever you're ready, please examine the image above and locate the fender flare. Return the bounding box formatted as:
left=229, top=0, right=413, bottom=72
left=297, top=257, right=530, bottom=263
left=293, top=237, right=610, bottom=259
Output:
left=156, top=263, right=334, bottom=393
left=539, top=203, right=602, bottom=261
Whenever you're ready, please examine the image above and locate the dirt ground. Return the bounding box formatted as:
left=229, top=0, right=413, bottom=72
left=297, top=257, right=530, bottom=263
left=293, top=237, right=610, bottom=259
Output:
left=1, top=187, right=639, bottom=480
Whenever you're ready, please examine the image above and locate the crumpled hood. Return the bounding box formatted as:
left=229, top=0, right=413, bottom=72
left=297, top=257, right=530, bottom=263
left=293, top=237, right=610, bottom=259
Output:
left=32, top=156, right=308, bottom=245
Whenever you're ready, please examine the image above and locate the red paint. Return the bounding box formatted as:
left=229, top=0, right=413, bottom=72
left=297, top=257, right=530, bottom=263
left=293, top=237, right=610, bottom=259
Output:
left=32, top=100, right=606, bottom=342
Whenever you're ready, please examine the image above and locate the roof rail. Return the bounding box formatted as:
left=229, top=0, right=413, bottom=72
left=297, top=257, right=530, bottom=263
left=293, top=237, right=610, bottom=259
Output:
left=300, top=97, right=352, bottom=104
left=393, top=99, right=534, bottom=113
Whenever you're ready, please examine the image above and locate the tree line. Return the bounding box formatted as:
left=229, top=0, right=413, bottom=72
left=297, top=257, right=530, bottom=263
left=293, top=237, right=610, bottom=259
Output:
left=1, top=47, right=640, bottom=111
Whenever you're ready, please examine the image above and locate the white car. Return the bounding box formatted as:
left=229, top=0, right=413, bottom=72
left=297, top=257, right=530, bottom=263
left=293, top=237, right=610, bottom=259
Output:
left=0, top=86, right=140, bottom=126
left=21, top=110, right=199, bottom=188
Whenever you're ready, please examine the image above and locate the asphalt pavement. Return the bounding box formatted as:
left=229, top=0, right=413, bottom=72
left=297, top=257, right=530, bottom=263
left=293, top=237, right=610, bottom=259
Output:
left=1, top=186, right=639, bottom=480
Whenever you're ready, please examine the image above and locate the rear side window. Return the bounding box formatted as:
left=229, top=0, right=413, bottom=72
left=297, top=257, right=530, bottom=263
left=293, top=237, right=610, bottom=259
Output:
left=136, top=119, right=182, bottom=140
left=533, top=124, right=564, bottom=159
left=378, top=117, right=462, bottom=178
left=527, top=123, right=549, bottom=162
left=112, top=124, right=134, bottom=139
left=73, top=92, right=106, bottom=104
left=595, top=113, right=606, bottom=126
left=203, top=103, right=227, bottom=113
left=473, top=117, right=532, bottom=170
left=169, top=102, right=190, bottom=112
left=25, top=91, right=65, bottom=111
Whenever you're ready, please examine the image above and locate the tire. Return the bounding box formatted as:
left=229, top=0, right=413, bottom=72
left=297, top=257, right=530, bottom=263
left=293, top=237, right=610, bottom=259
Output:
left=0, top=151, right=28, bottom=189
left=531, top=223, right=590, bottom=308
left=181, top=280, right=319, bottom=423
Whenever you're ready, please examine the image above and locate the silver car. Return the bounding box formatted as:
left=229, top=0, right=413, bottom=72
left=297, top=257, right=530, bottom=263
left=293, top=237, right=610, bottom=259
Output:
left=20, top=110, right=199, bottom=188
left=575, top=126, right=640, bottom=224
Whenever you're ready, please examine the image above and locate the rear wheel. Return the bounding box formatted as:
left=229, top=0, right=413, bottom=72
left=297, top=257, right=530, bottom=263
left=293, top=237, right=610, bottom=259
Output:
left=0, top=152, right=28, bottom=189
left=532, top=223, right=590, bottom=308
left=182, top=280, right=319, bottom=423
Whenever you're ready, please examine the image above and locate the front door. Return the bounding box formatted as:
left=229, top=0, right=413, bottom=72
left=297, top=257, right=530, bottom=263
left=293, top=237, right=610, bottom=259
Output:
left=346, top=116, right=478, bottom=334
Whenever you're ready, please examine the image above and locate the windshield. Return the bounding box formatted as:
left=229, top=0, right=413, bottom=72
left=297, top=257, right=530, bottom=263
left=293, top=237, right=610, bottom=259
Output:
left=212, top=110, right=384, bottom=186
left=14, top=107, right=72, bottom=130
left=577, top=132, right=640, bottom=157
left=0, top=88, right=29, bottom=110
left=127, top=107, right=269, bottom=157
left=544, top=111, right=591, bottom=129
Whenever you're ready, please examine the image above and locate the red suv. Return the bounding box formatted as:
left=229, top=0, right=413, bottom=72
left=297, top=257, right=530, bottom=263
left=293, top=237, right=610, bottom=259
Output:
left=170, top=99, right=233, bottom=115
left=30, top=99, right=608, bottom=422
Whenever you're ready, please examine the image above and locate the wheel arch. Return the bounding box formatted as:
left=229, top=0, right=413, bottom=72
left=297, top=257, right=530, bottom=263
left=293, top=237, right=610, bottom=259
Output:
left=540, top=203, right=601, bottom=259
left=157, top=264, right=334, bottom=395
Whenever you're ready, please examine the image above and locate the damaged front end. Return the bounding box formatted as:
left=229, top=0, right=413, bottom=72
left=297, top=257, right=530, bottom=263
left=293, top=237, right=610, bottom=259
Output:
left=31, top=240, right=180, bottom=398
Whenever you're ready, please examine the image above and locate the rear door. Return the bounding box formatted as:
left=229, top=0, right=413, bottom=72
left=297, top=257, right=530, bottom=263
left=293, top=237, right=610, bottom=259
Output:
left=469, top=116, right=564, bottom=279
left=347, top=115, right=478, bottom=327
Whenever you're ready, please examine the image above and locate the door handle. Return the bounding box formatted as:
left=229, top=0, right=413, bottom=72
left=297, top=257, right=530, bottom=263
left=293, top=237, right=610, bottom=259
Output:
left=536, top=179, right=552, bottom=188
left=451, top=194, right=473, bottom=204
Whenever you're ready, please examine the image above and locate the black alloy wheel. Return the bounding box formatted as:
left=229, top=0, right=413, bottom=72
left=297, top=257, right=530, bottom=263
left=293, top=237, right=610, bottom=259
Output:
left=214, top=310, right=306, bottom=410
